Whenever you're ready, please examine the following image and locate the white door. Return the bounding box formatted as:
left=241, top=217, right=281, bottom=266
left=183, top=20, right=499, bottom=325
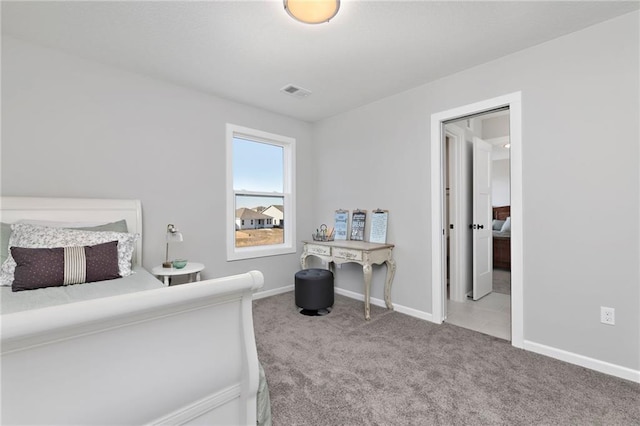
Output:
left=472, top=137, right=493, bottom=300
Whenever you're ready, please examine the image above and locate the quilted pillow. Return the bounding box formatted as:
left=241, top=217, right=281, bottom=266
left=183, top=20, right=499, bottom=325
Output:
left=11, top=241, right=121, bottom=292
left=0, top=223, right=139, bottom=286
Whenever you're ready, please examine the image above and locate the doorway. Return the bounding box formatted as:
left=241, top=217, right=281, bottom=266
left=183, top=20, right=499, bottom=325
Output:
left=444, top=111, right=511, bottom=340
left=430, top=92, right=523, bottom=348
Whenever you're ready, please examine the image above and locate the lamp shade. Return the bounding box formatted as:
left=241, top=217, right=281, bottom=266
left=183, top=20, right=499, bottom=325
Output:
left=284, top=0, right=340, bottom=24
left=166, top=224, right=184, bottom=242
left=167, top=232, right=183, bottom=243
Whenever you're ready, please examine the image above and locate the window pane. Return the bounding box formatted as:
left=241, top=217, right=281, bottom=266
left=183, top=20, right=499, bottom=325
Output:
left=235, top=194, right=284, bottom=248
left=233, top=137, right=283, bottom=192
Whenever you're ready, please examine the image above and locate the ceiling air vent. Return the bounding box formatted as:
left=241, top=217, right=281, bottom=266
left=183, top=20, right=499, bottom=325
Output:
left=280, top=84, right=312, bottom=99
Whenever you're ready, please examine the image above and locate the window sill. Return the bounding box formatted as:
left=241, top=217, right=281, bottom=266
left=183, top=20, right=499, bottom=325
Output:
left=227, top=244, right=296, bottom=261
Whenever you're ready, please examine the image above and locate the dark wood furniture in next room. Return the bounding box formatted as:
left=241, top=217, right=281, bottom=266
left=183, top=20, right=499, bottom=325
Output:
left=493, top=205, right=511, bottom=270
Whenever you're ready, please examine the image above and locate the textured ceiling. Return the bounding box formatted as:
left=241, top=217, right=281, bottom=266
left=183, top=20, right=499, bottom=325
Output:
left=2, top=1, right=638, bottom=122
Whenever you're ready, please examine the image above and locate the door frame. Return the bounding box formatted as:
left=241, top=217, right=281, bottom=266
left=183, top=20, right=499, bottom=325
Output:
left=430, top=92, right=523, bottom=348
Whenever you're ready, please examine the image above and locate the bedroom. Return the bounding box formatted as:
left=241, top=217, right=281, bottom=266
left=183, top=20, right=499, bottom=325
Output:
left=2, top=1, right=639, bottom=423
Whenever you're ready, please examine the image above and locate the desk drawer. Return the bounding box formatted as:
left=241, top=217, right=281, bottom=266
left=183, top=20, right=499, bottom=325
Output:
left=306, top=244, right=331, bottom=256
left=333, top=248, right=362, bottom=261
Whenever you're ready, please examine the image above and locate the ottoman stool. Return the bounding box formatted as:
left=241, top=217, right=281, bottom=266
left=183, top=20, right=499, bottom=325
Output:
left=295, top=268, right=334, bottom=316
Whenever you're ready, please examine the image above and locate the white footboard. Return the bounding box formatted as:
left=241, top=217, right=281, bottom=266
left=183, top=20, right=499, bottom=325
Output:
left=1, top=270, right=264, bottom=426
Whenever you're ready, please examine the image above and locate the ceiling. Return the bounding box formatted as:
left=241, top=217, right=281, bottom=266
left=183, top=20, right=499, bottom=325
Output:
left=2, top=1, right=638, bottom=122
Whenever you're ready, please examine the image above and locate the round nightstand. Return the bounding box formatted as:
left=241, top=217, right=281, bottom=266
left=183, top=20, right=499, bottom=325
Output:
left=152, top=262, right=205, bottom=286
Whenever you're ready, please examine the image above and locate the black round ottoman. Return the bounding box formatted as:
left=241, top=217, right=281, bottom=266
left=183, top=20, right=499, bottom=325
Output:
left=295, top=269, right=334, bottom=316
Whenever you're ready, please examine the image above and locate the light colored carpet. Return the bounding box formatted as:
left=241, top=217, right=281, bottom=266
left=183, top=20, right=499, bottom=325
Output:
left=493, top=269, right=510, bottom=295
left=254, top=293, right=640, bottom=425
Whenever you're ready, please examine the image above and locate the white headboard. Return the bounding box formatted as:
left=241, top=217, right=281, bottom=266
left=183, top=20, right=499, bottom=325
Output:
left=0, top=197, right=143, bottom=266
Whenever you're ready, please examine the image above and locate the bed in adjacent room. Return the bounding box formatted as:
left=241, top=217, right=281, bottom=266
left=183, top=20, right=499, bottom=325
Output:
left=1, top=196, right=271, bottom=425
left=492, top=205, right=511, bottom=270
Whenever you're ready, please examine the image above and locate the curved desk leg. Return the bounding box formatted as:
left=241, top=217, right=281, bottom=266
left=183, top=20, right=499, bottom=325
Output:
left=328, top=261, right=336, bottom=276
left=363, top=263, right=373, bottom=320
left=300, top=253, right=308, bottom=270
left=384, top=259, right=396, bottom=310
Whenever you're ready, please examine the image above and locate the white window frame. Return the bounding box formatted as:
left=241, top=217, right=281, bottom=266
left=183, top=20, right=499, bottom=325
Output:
left=226, top=124, right=296, bottom=261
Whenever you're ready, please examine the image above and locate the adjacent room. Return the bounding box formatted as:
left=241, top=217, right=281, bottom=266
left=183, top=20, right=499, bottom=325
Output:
left=2, top=1, right=639, bottom=424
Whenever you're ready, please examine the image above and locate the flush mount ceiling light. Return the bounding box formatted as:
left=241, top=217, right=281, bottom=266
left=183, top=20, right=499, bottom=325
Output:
left=284, top=0, right=340, bottom=24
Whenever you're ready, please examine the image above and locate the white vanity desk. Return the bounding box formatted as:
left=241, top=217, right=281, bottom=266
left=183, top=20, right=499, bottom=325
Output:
left=301, top=240, right=396, bottom=320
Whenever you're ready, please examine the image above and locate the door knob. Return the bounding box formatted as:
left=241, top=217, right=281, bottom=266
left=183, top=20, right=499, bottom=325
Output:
left=478, top=224, right=484, bottom=229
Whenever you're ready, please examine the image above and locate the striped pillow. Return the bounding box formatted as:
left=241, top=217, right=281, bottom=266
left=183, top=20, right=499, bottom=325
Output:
left=10, top=241, right=121, bottom=292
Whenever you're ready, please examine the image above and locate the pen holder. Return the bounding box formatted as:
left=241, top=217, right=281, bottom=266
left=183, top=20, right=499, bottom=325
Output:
left=312, top=224, right=334, bottom=242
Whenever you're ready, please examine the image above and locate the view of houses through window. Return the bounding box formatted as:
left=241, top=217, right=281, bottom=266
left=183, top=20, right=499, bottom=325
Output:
left=233, top=137, right=285, bottom=248
left=235, top=196, right=284, bottom=247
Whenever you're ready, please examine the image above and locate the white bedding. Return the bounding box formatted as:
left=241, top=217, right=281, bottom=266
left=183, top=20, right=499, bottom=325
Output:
left=1, top=266, right=163, bottom=314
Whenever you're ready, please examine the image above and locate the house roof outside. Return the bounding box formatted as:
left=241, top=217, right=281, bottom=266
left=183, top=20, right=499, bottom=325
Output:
left=235, top=208, right=273, bottom=221
left=261, top=205, right=284, bottom=214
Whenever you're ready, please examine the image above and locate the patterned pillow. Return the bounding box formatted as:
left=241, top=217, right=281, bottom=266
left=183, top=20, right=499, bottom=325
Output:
left=20, top=219, right=129, bottom=233
left=0, top=223, right=139, bottom=286
left=11, top=241, right=121, bottom=292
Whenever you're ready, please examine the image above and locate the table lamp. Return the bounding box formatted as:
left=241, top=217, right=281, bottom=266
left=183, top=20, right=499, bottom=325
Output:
left=163, top=224, right=183, bottom=268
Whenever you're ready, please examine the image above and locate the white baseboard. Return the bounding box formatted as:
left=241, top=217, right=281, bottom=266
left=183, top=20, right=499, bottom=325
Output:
left=253, top=285, right=293, bottom=300
left=524, top=340, right=640, bottom=383
left=334, top=287, right=433, bottom=322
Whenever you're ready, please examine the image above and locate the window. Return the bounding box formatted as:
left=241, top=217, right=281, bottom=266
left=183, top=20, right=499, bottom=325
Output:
left=226, top=124, right=296, bottom=260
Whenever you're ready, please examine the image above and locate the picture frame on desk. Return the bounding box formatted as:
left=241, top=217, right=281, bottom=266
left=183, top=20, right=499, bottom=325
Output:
left=334, top=209, right=349, bottom=240
left=350, top=209, right=366, bottom=241
left=369, top=209, right=389, bottom=244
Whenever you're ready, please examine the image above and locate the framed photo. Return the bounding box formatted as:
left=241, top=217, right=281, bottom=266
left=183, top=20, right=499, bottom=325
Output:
left=369, top=209, right=388, bottom=243
left=350, top=210, right=366, bottom=241
left=334, top=209, right=349, bottom=240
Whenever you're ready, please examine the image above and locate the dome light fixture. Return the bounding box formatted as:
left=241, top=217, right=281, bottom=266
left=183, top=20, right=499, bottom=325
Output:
left=284, top=0, right=340, bottom=24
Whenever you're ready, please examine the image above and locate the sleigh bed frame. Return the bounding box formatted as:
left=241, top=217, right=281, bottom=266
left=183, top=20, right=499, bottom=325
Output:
left=1, top=197, right=264, bottom=425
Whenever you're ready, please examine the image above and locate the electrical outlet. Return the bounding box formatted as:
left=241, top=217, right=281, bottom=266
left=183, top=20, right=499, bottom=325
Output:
left=600, top=306, right=615, bottom=325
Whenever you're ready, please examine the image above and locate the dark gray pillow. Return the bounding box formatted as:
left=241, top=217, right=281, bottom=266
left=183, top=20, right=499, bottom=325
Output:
left=11, top=241, right=121, bottom=292
left=72, top=219, right=128, bottom=233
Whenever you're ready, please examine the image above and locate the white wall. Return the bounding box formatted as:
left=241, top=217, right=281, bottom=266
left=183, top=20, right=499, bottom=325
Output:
left=492, top=159, right=510, bottom=207
left=312, top=12, right=639, bottom=371
left=1, top=36, right=314, bottom=291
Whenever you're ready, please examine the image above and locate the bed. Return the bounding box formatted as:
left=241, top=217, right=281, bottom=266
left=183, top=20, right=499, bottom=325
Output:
left=1, top=196, right=270, bottom=425
left=492, top=205, right=511, bottom=270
